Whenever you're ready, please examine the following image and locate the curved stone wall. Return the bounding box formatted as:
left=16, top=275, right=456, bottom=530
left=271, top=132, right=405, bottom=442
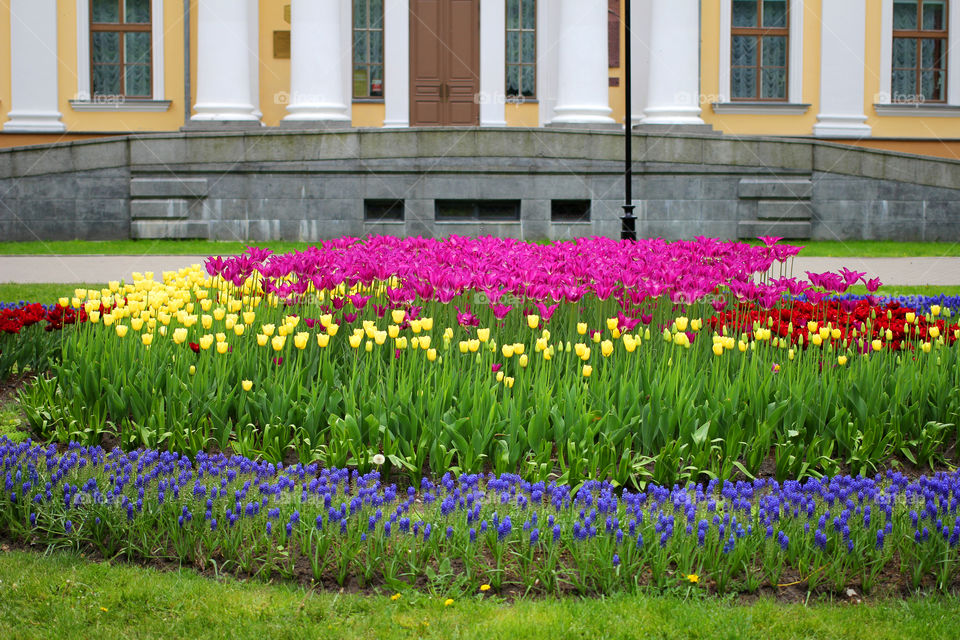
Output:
left=1, top=128, right=959, bottom=242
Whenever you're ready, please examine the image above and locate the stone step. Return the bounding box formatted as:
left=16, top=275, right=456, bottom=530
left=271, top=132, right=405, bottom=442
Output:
left=737, top=220, right=811, bottom=240
left=739, top=177, right=813, bottom=200
left=756, top=200, right=813, bottom=221
left=130, top=199, right=190, bottom=220
left=131, top=220, right=210, bottom=239
left=130, top=177, right=208, bottom=198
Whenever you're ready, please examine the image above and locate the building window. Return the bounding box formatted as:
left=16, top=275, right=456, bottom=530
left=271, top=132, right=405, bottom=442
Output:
left=892, top=0, right=948, bottom=102
left=353, top=0, right=384, bottom=99
left=90, top=0, right=152, bottom=98
left=436, top=200, right=521, bottom=221
left=551, top=200, right=591, bottom=223
left=731, top=0, right=789, bottom=100
left=506, top=0, right=536, bottom=98
left=365, top=200, right=405, bottom=222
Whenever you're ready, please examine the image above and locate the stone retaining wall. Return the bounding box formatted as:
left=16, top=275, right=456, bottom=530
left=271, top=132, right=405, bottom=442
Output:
left=1, top=129, right=959, bottom=242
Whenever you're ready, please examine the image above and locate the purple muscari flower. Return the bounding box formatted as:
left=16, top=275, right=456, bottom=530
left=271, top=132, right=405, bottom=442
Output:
left=480, top=520, right=488, bottom=534
left=814, top=529, right=827, bottom=550
left=777, top=530, right=789, bottom=551
left=266, top=522, right=272, bottom=536
left=446, top=526, right=454, bottom=540
left=64, top=520, right=73, bottom=533
left=285, top=522, right=293, bottom=537
left=530, top=528, right=539, bottom=544
left=361, top=533, right=367, bottom=542
left=469, top=527, right=476, bottom=543
left=497, top=516, right=512, bottom=541
left=612, top=554, right=620, bottom=567
left=316, top=515, right=323, bottom=530
left=29, top=513, right=36, bottom=527
left=636, top=533, right=644, bottom=549
left=553, top=524, right=561, bottom=542
left=876, top=529, right=885, bottom=550
left=210, top=519, right=217, bottom=531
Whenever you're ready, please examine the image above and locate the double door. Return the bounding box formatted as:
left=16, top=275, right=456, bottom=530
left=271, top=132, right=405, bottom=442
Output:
left=410, top=0, right=480, bottom=126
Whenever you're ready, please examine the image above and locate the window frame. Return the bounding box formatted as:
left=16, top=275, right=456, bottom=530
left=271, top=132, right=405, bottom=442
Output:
left=352, top=0, right=385, bottom=101
left=505, top=0, right=537, bottom=99
left=729, top=0, right=790, bottom=102
left=891, top=0, right=949, bottom=103
left=89, top=0, right=154, bottom=100
left=74, top=0, right=167, bottom=110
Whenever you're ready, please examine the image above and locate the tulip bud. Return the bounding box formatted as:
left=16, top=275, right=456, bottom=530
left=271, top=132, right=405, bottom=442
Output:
left=837, top=355, right=847, bottom=366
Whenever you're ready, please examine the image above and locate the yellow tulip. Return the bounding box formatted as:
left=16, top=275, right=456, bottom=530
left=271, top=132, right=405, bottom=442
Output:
left=234, top=324, right=245, bottom=337
left=459, top=341, right=469, bottom=353
left=225, top=315, right=237, bottom=331
left=277, top=325, right=290, bottom=337
left=213, top=307, right=225, bottom=321
left=115, top=325, right=128, bottom=338
left=712, top=343, right=724, bottom=356
left=922, top=342, right=932, bottom=353
left=871, top=339, right=883, bottom=352
left=241, top=379, right=253, bottom=392
left=409, top=319, right=422, bottom=333
left=601, top=340, right=614, bottom=357
left=243, top=311, right=256, bottom=325
left=738, top=340, right=747, bottom=352
left=200, top=334, right=214, bottom=350
left=811, top=334, right=823, bottom=347
left=372, top=330, right=386, bottom=345
left=200, top=299, right=212, bottom=311
left=443, top=327, right=454, bottom=340
left=365, top=340, right=373, bottom=352
left=421, top=317, right=434, bottom=331
left=580, top=347, right=591, bottom=361
left=788, top=348, right=795, bottom=360
left=674, top=317, right=689, bottom=332
left=885, top=329, right=893, bottom=342
left=577, top=322, right=587, bottom=335
left=215, top=332, right=226, bottom=343
left=606, top=318, right=619, bottom=332
left=261, top=323, right=275, bottom=337
left=468, top=339, right=480, bottom=352
left=931, top=305, right=941, bottom=317
left=574, top=343, right=586, bottom=358
left=427, top=348, right=437, bottom=362
left=582, top=365, right=593, bottom=378
left=395, top=336, right=408, bottom=350
left=327, top=323, right=339, bottom=336
left=141, top=333, right=153, bottom=346
left=294, top=332, right=309, bottom=350
left=201, top=314, right=213, bottom=329
left=690, top=318, right=702, bottom=332
left=257, top=333, right=269, bottom=347
left=502, top=344, right=515, bottom=358
left=317, top=333, right=330, bottom=347
left=390, top=309, right=405, bottom=324
left=477, top=328, right=490, bottom=342
left=929, top=326, right=941, bottom=339
left=837, top=355, right=848, bottom=366
left=271, top=335, right=286, bottom=351
left=189, top=365, right=196, bottom=375
left=216, top=341, right=229, bottom=354
left=58, top=297, right=69, bottom=308
left=89, top=311, right=100, bottom=324
left=527, top=315, right=539, bottom=329
left=518, top=354, right=529, bottom=368
left=622, top=335, right=637, bottom=353
left=320, top=314, right=333, bottom=327
left=419, top=336, right=431, bottom=350
left=807, top=321, right=818, bottom=333
left=504, top=376, right=515, bottom=388
left=513, top=343, right=525, bottom=355
left=388, top=324, right=400, bottom=338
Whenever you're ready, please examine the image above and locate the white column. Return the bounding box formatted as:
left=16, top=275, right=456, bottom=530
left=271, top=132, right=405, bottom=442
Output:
left=549, top=0, right=614, bottom=126
left=4, top=0, right=64, bottom=132
left=283, top=0, right=351, bottom=122
left=630, top=0, right=652, bottom=127
left=642, top=0, right=705, bottom=126
left=813, top=0, right=870, bottom=137
left=479, top=0, right=506, bottom=126
left=383, top=0, right=410, bottom=127
left=191, top=0, right=260, bottom=122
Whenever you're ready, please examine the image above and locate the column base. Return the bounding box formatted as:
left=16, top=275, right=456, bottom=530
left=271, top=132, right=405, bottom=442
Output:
left=277, top=120, right=353, bottom=130
left=2, top=111, right=66, bottom=133
left=813, top=114, right=872, bottom=138
left=545, top=122, right=621, bottom=131
left=181, top=120, right=264, bottom=132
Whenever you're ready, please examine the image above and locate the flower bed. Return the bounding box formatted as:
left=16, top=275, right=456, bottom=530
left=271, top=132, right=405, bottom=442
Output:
left=2, top=437, right=957, bottom=597
left=2, top=236, right=959, bottom=486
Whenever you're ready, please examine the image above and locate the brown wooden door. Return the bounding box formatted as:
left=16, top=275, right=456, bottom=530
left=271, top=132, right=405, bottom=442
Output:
left=410, top=0, right=480, bottom=126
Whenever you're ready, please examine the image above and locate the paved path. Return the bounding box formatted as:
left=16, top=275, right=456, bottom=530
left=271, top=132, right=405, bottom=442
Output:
left=1, top=254, right=959, bottom=286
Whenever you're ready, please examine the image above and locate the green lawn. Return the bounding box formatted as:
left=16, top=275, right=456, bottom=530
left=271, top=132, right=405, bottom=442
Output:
left=0, top=283, right=106, bottom=304
left=0, top=550, right=957, bottom=640
left=0, top=239, right=958, bottom=258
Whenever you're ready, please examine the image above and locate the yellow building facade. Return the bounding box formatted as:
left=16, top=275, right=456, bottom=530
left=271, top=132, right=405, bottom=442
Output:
left=3, top=1, right=960, bottom=158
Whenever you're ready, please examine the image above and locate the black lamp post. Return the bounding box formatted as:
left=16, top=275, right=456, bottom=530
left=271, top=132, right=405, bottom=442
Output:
left=620, top=0, right=637, bottom=241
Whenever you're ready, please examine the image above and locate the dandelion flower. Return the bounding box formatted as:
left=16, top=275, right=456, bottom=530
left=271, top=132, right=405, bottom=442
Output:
left=479, top=584, right=491, bottom=592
